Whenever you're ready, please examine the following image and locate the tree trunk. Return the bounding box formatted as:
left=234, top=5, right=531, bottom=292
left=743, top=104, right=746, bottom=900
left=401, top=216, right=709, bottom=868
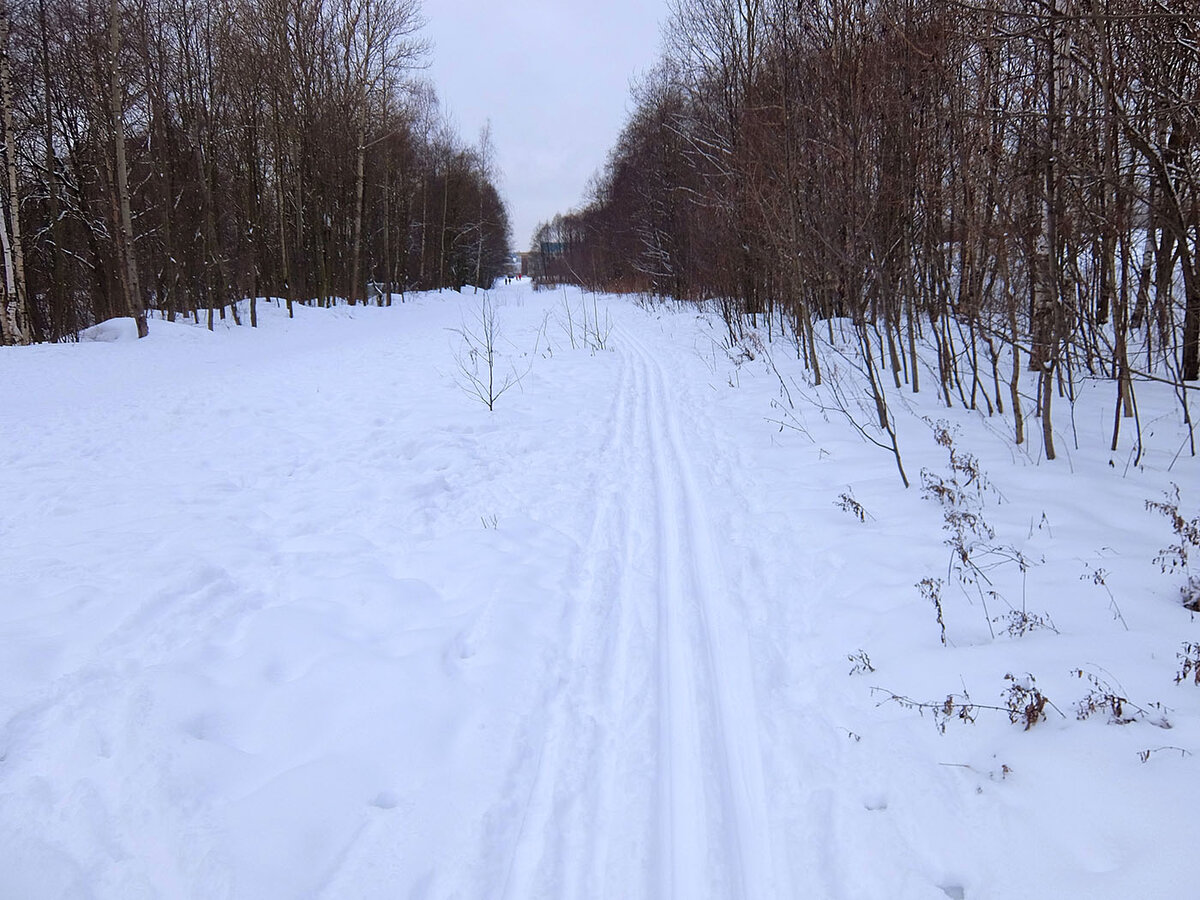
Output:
left=439, top=163, right=449, bottom=290
left=1182, top=248, right=1199, bottom=382
left=349, top=113, right=366, bottom=305
left=381, top=140, right=391, bottom=304
left=0, top=4, right=29, bottom=345
left=109, top=0, right=146, bottom=337
left=1040, top=367, right=1056, bottom=460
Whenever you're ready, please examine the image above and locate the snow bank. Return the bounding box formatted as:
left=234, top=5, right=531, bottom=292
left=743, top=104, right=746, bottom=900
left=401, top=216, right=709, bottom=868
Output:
left=78, top=317, right=140, bottom=342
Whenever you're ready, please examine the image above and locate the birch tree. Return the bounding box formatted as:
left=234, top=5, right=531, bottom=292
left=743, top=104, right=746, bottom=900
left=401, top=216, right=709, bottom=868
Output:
left=0, top=0, right=28, bottom=344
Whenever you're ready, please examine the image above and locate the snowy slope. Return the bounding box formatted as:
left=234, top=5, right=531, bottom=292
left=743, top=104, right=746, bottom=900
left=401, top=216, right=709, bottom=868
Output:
left=1, top=280, right=1197, bottom=898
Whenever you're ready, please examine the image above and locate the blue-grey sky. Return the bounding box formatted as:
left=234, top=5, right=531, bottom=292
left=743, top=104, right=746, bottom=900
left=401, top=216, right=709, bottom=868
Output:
left=424, top=0, right=671, bottom=251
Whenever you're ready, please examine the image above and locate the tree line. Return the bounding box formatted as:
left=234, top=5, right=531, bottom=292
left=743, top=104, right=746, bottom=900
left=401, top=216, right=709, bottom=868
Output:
left=535, top=0, right=1198, bottom=459
left=0, top=0, right=511, bottom=344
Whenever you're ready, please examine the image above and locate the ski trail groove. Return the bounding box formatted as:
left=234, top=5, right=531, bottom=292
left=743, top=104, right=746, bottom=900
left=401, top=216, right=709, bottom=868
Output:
left=500, top=339, right=649, bottom=899
left=500, top=317, right=774, bottom=899
left=622, top=323, right=774, bottom=900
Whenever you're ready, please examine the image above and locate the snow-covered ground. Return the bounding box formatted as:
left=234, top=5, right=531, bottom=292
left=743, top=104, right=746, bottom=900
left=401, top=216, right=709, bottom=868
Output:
left=2, top=279, right=1197, bottom=898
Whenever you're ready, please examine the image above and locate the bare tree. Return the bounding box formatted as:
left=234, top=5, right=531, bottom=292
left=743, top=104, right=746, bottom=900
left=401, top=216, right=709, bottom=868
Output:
left=0, top=0, right=28, bottom=345
left=109, top=0, right=146, bottom=337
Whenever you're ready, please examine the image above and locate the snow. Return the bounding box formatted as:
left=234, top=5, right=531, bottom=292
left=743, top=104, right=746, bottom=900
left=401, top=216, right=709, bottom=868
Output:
left=1, top=280, right=1197, bottom=898
left=78, top=318, right=141, bottom=343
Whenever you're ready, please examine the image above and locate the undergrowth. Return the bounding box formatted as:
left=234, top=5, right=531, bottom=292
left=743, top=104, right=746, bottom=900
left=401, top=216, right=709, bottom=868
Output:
left=1146, top=484, right=1200, bottom=611
left=918, top=420, right=1052, bottom=645
left=876, top=666, right=1172, bottom=735
left=874, top=672, right=1063, bottom=734
left=1178, top=643, right=1200, bottom=686
left=1072, top=667, right=1171, bottom=728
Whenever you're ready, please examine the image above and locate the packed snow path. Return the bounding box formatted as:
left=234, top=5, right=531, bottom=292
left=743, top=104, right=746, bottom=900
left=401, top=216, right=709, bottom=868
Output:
left=501, top=323, right=773, bottom=899
left=2, top=280, right=1197, bottom=898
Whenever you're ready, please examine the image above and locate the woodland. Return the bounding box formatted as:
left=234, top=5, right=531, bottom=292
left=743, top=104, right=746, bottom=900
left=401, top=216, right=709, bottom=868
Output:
left=0, top=0, right=511, bottom=344
left=533, top=0, right=1199, bottom=463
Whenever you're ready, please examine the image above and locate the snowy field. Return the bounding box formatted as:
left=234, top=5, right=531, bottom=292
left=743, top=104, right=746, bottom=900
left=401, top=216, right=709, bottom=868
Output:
left=2, top=279, right=1198, bottom=898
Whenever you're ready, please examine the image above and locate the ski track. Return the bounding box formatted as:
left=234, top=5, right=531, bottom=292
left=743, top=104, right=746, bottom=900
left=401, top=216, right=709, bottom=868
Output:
left=500, top=317, right=774, bottom=899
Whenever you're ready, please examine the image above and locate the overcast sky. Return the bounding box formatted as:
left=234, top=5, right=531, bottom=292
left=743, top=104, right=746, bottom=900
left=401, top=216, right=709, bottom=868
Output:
left=423, top=0, right=672, bottom=251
